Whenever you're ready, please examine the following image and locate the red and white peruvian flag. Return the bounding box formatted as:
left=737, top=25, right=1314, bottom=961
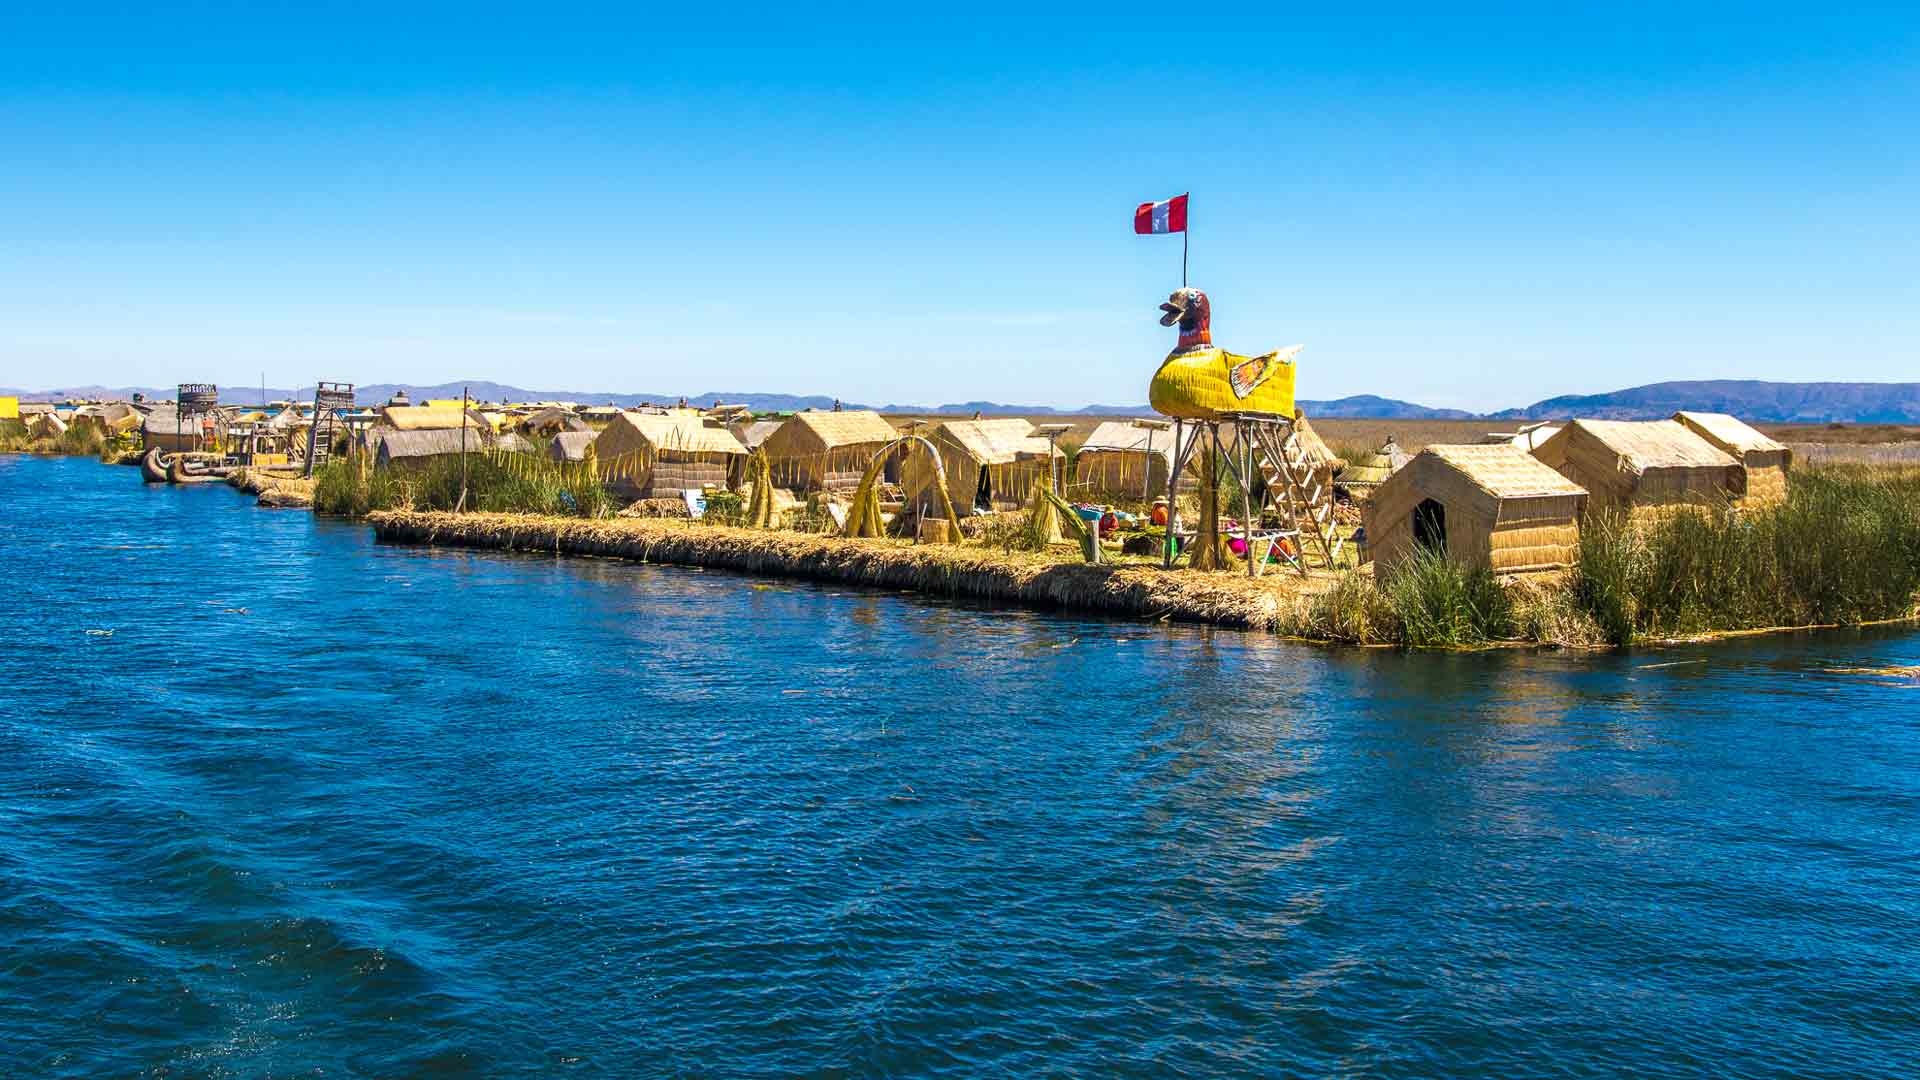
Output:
left=1133, top=193, right=1188, bottom=234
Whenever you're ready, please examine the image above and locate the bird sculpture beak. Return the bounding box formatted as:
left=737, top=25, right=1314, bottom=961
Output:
left=1158, top=297, right=1186, bottom=327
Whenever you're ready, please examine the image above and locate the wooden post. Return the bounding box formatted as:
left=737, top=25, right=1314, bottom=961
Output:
left=457, top=385, right=470, bottom=513
left=1237, top=419, right=1257, bottom=578
left=1163, top=418, right=1183, bottom=568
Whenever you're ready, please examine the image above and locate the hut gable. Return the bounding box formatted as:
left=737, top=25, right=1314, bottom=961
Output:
left=758, top=409, right=900, bottom=492
left=1365, top=444, right=1587, bottom=575
left=1531, top=419, right=1743, bottom=510
left=1671, top=411, right=1786, bottom=456
left=1671, top=411, right=1791, bottom=506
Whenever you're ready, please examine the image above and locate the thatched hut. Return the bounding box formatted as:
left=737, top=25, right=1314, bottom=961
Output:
left=1339, top=437, right=1411, bottom=491
left=1289, top=414, right=1341, bottom=472
left=521, top=407, right=590, bottom=437
left=548, top=431, right=596, bottom=464
left=140, top=407, right=206, bottom=453
left=1672, top=411, right=1791, bottom=506
left=1365, top=444, right=1588, bottom=575
left=27, top=412, right=69, bottom=439
left=901, top=419, right=1062, bottom=514
left=758, top=410, right=899, bottom=493
left=590, top=410, right=747, bottom=500
left=1071, top=420, right=1190, bottom=498
left=1531, top=419, right=1744, bottom=512
left=374, top=428, right=480, bottom=470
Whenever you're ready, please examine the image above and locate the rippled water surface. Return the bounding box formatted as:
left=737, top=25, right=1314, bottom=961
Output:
left=4, top=455, right=1919, bottom=1077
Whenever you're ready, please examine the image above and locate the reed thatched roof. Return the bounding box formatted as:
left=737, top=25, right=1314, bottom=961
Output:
left=1341, top=438, right=1410, bottom=486
left=142, top=408, right=184, bottom=435
left=268, top=407, right=313, bottom=431
left=374, top=427, right=480, bottom=462
left=593, top=410, right=747, bottom=459
left=762, top=409, right=898, bottom=454
left=1076, top=420, right=1187, bottom=459
left=377, top=404, right=488, bottom=431
left=931, top=418, right=1060, bottom=464
left=521, top=406, right=590, bottom=435
left=1425, top=443, right=1588, bottom=499
left=548, top=430, right=595, bottom=462
left=1531, top=419, right=1744, bottom=508
left=1671, top=412, right=1787, bottom=456
left=1550, top=419, right=1738, bottom=471
left=1291, top=414, right=1340, bottom=469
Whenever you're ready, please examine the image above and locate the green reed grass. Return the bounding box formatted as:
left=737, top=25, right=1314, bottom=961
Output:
left=313, top=451, right=613, bottom=518
left=1576, top=467, right=1920, bottom=643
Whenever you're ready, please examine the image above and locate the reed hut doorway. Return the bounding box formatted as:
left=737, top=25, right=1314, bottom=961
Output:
left=1412, top=498, right=1446, bottom=554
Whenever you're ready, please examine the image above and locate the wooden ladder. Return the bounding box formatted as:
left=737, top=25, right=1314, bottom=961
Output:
left=1245, top=419, right=1344, bottom=573
left=304, top=382, right=354, bottom=477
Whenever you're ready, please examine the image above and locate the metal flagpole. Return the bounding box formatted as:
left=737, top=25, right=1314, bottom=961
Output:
left=1182, top=192, right=1189, bottom=286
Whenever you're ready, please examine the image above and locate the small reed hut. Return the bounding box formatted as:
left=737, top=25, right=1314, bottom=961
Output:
left=521, top=406, right=590, bottom=437
left=901, top=418, right=1062, bottom=514
left=547, top=430, right=596, bottom=464
left=140, top=407, right=207, bottom=453
left=1072, top=420, right=1189, bottom=498
left=590, top=410, right=747, bottom=500
left=1671, top=411, right=1791, bottom=506
left=1365, top=443, right=1588, bottom=575
left=373, top=427, right=479, bottom=470
left=1338, top=437, right=1411, bottom=492
left=758, top=409, right=900, bottom=493
left=1531, top=419, right=1744, bottom=513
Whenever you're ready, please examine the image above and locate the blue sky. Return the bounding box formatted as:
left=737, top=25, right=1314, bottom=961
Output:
left=2, top=6, right=1915, bottom=409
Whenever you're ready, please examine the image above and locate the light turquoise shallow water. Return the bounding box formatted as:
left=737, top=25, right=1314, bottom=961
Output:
left=3, top=454, right=1918, bottom=1077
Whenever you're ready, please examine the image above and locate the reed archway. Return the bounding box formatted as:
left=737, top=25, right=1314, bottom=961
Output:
left=843, top=435, right=963, bottom=539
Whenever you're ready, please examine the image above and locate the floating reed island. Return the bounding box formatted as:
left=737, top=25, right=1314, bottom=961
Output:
left=368, top=510, right=1326, bottom=631
left=14, top=386, right=1920, bottom=648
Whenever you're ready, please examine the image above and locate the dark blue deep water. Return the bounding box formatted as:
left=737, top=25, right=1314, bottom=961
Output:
left=3, top=454, right=1919, bottom=1078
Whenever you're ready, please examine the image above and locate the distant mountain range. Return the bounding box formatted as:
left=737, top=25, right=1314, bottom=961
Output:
left=1485, top=380, right=1920, bottom=423
left=6, top=379, right=1917, bottom=423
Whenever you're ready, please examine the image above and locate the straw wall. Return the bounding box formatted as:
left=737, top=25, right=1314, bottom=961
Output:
left=1737, top=460, right=1789, bottom=508
left=902, top=451, right=1051, bottom=514
left=768, top=444, right=889, bottom=493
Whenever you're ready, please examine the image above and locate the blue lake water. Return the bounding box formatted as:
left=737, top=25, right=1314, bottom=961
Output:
left=3, top=453, right=1918, bottom=1077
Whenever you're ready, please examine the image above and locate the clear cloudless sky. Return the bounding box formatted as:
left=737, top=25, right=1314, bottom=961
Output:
left=2, top=4, right=1916, bottom=409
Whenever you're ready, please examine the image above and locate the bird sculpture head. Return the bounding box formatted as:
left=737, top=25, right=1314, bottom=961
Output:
left=1158, top=287, right=1212, bottom=352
